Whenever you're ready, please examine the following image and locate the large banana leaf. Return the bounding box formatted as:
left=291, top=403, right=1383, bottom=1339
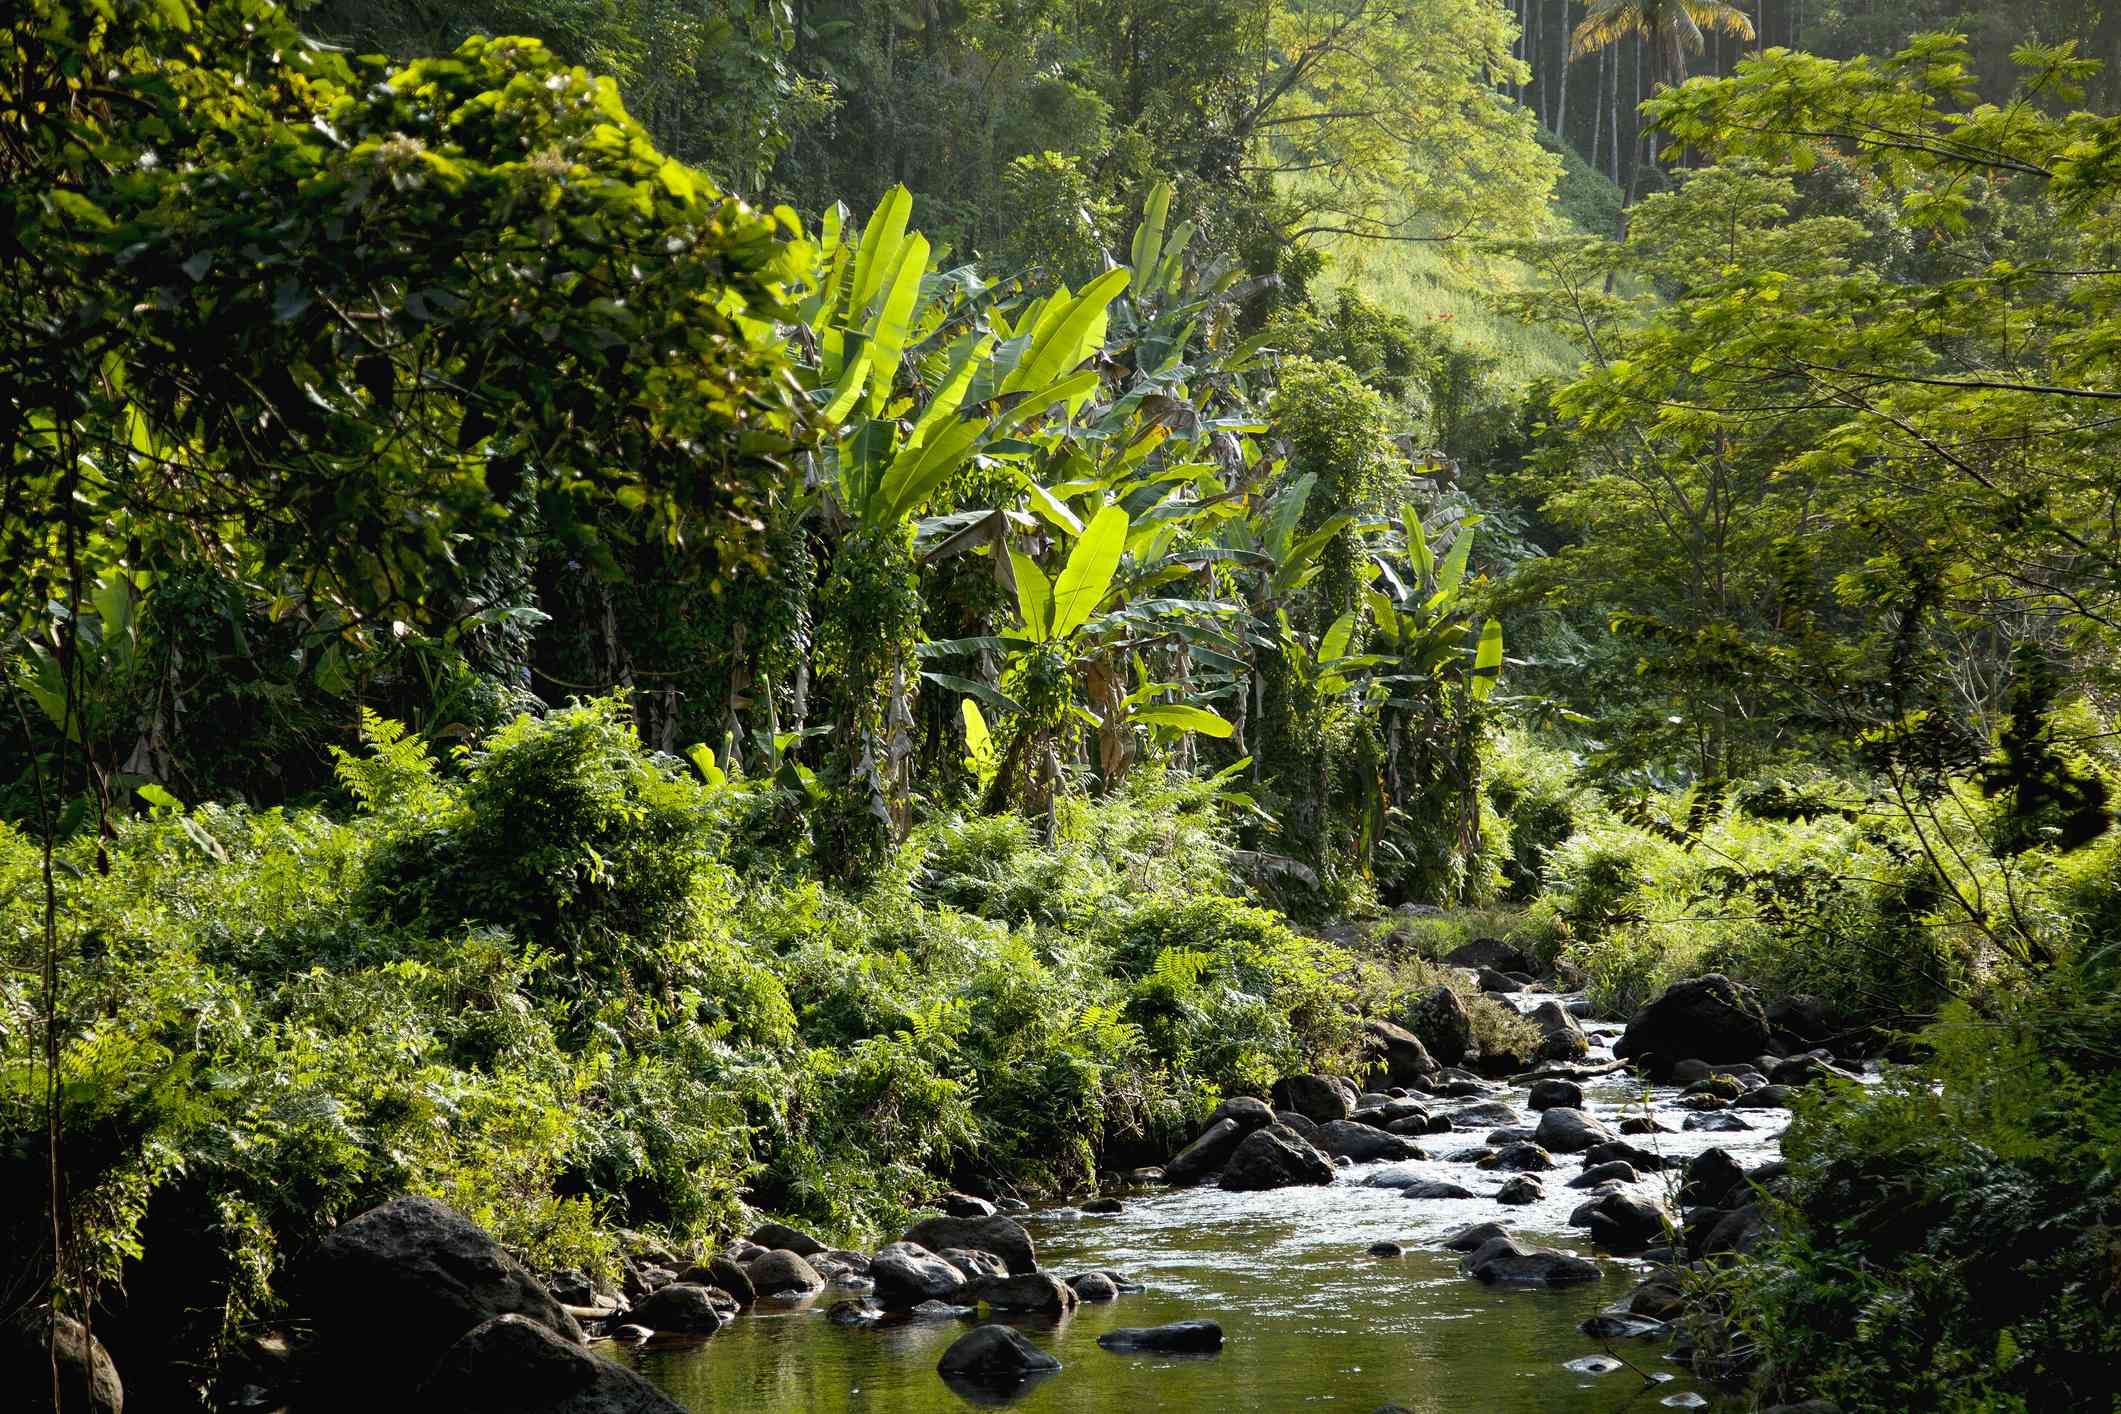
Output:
left=1470, top=617, right=1504, bottom=701
left=870, top=417, right=986, bottom=524
left=999, top=268, right=1130, bottom=396
left=1011, top=549, right=1055, bottom=640
left=1050, top=504, right=1129, bottom=640
left=1134, top=703, right=1234, bottom=738
left=865, top=231, right=930, bottom=413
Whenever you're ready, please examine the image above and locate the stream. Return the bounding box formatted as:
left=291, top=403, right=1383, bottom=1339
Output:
left=616, top=993, right=1789, bottom=1412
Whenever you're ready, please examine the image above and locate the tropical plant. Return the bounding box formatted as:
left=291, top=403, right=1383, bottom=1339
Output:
left=1570, top=0, right=1758, bottom=92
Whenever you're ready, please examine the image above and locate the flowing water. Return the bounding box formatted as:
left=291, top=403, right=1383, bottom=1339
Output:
left=619, top=994, right=1790, bottom=1413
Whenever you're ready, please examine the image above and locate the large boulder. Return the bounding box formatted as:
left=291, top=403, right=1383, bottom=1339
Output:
left=1444, top=937, right=1533, bottom=974
left=971, top=1273, right=1077, bottom=1317
left=1528, top=1001, right=1590, bottom=1062
left=1312, top=1120, right=1422, bottom=1164
left=4, top=1309, right=123, bottom=1414
left=1439, top=1221, right=1509, bottom=1252
left=1483, top=1142, right=1557, bottom=1172
left=900, top=1215, right=1035, bottom=1276
left=1532, top=1107, right=1616, bottom=1154
left=1164, top=1118, right=1245, bottom=1185
left=303, top=1196, right=583, bottom=1401
left=1615, top=974, right=1771, bottom=1068
left=1584, top=1139, right=1672, bottom=1172
left=1496, top=1175, right=1544, bottom=1205
left=1405, top=986, right=1475, bottom=1067
left=746, top=1250, right=824, bottom=1298
left=1270, top=1074, right=1354, bottom=1124
left=1461, top=1235, right=1600, bottom=1286
left=1205, top=1096, right=1277, bottom=1133
left=869, top=1244, right=968, bottom=1307
left=1680, top=1148, right=1746, bottom=1210
left=935, top=1325, right=1060, bottom=1381
left=1361, top=1019, right=1438, bottom=1086
left=627, top=1284, right=725, bottom=1334
left=674, top=1256, right=754, bottom=1308
left=748, top=1222, right=827, bottom=1258
left=1218, top=1124, right=1335, bottom=1191
left=1582, top=1193, right=1670, bottom=1254
left=417, top=1315, right=685, bottom=1414
left=1527, top=1078, right=1584, bottom=1111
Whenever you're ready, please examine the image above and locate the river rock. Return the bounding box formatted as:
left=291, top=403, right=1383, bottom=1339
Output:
left=1069, top=1272, right=1119, bottom=1302
left=901, top=1215, right=1035, bottom=1275
left=1368, top=1240, right=1405, bottom=1257
left=1683, top=1111, right=1754, bottom=1133
left=1483, top=1141, right=1557, bottom=1172
left=1165, top=1118, right=1246, bottom=1184
left=940, top=1248, right=1009, bottom=1281
left=1401, top=1180, right=1478, bottom=1200
left=1218, top=1123, right=1334, bottom=1190
left=1462, top=1235, right=1600, bottom=1286
left=910, top=1299, right=974, bottom=1319
left=1271, top=1073, right=1355, bottom=1123
left=673, top=1257, right=754, bottom=1308
left=418, top=1314, right=684, bottom=1414
left=1496, top=1175, right=1544, bottom=1204
left=1732, top=1084, right=1794, bottom=1109
left=1362, top=1018, right=1439, bottom=1085
left=1770, top=1054, right=1861, bottom=1087
left=746, top=1250, right=824, bottom=1298
left=1627, top=1276, right=1685, bottom=1320
left=1583, top=1192, right=1671, bottom=1253
left=1620, top=1116, right=1675, bottom=1135
left=1699, top=1202, right=1766, bottom=1257
left=938, top=1192, right=997, bottom=1218
left=1533, top=1107, right=1616, bottom=1153
left=628, top=1283, right=725, bottom=1334
left=303, top=1195, right=583, bottom=1400
left=1615, top=974, right=1771, bottom=1069
left=1477, top=968, right=1524, bottom=993
left=1452, top=1100, right=1520, bottom=1128
left=4, top=1309, right=122, bottom=1414
left=1081, top=1197, right=1123, bottom=1214
left=1529, top=1001, right=1590, bottom=1062
left=870, top=1243, right=967, bottom=1307
left=1527, top=1078, right=1584, bottom=1111
left=1405, top=985, right=1476, bottom=1067
left=1207, top=1096, right=1278, bottom=1132
left=1445, top=937, right=1533, bottom=973
left=1569, top=1160, right=1639, bottom=1188
left=1680, top=1148, right=1746, bottom=1209
left=1313, top=1120, right=1423, bottom=1163
left=936, top=1324, right=1060, bottom=1380
left=1585, top=1139, right=1671, bottom=1172
left=748, top=1222, right=827, bottom=1258
left=1364, top=1162, right=1437, bottom=1190
left=1765, top=994, right=1832, bottom=1046
left=827, top=1299, right=882, bottom=1326
left=973, top=1273, right=1077, bottom=1316
left=1273, top=1110, right=1321, bottom=1138
left=1440, top=1221, right=1510, bottom=1251
left=1097, top=1320, right=1223, bottom=1353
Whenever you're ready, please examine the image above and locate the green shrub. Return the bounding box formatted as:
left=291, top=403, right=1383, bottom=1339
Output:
left=1485, top=730, right=1589, bottom=900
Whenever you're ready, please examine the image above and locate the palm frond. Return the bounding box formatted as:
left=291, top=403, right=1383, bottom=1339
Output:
left=1682, top=0, right=1758, bottom=40
left=1571, top=3, right=1648, bottom=59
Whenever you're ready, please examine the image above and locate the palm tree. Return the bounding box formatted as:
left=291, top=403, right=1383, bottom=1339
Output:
left=1570, top=0, right=1756, bottom=91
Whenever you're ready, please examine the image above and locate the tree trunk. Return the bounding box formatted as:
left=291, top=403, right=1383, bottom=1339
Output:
left=1553, top=1, right=1569, bottom=141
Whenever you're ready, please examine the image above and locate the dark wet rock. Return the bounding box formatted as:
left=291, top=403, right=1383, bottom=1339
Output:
left=1363, top=1018, right=1440, bottom=1085
left=1406, top=985, right=1476, bottom=1067
left=724, top=1239, right=768, bottom=1263
left=1358, top=1097, right=1433, bottom=1127
left=1164, top=1118, right=1246, bottom=1185
left=548, top=1269, right=597, bottom=1307
left=1081, top=1197, right=1124, bottom=1214
left=746, top=1250, right=824, bottom=1298
left=820, top=1249, right=872, bottom=1277
left=1477, top=968, right=1525, bottom=993
left=901, top=1215, right=1035, bottom=1276
left=1273, top=1109, right=1321, bottom=1138
left=4, top=1308, right=123, bottom=1414
left=1383, top=1114, right=1438, bottom=1138
left=1484, top=1126, right=1535, bottom=1146
left=1357, top=1091, right=1396, bottom=1109
left=610, top=1325, right=652, bottom=1344
left=1681, top=1074, right=1747, bottom=1101
left=1440, top=1221, right=1510, bottom=1251
left=1569, top=1160, right=1640, bottom=1188
left=748, top=1222, right=827, bottom=1258
left=936, top=1324, right=1061, bottom=1379
left=1452, top=1099, right=1520, bottom=1127
left=1732, top=1084, right=1794, bottom=1110
left=1580, top=1311, right=1669, bottom=1339
left=1365, top=1162, right=1441, bottom=1190
left=1097, top=1321, right=1223, bottom=1354
left=1069, top=1272, right=1120, bottom=1302
left=1081, top=1269, right=1145, bottom=1293
left=997, top=1198, right=1030, bottom=1214
left=1462, top=1236, right=1600, bottom=1286
left=1445, top=937, right=1533, bottom=973
left=673, top=1257, right=754, bottom=1308
left=1683, top=1111, right=1755, bottom=1133
left=631, top=1265, right=676, bottom=1297
left=1680, top=1148, right=1747, bottom=1210
left=1627, top=1277, right=1685, bottom=1320
left=972, top=1273, right=1077, bottom=1316
left=1367, top=1240, right=1405, bottom=1257
left=939, top=1192, right=997, bottom=1219
left=1314, top=1119, right=1423, bottom=1163
left=1218, top=1123, right=1335, bottom=1190
left=1583, top=1193, right=1671, bottom=1254
left=1615, top=974, right=1771, bottom=1068
left=1529, top=1001, right=1590, bottom=1062
left=1585, top=1140, right=1672, bottom=1172
left=1619, top=1116, right=1675, bottom=1135
left=911, top=1299, right=975, bottom=1320
left=1400, top=1180, right=1478, bottom=1200
left=870, top=1243, right=968, bottom=1307
left=1207, top=1096, right=1278, bottom=1132
left=827, top=1299, right=884, bottom=1326
left=1444, top=1146, right=1494, bottom=1163
left=1527, top=1078, right=1584, bottom=1111
left=1765, top=994, right=1832, bottom=1045
left=1770, top=1054, right=1862, bottom=1087
left=303, top=1195, right=583, bottom=1400
left=940, top=1248, right=1009, bottom=1281
left=1533, top=1107, right=1616, bottom=1154
left=1428, top=1077, right=1491, bottom=1097
left=628, top=1284, right=726, bottom=1334
left=1483, top=1141, right=1557, bottom=1172
left=1496, top=1175, right=1544, bottom=1205
left=1271, top=1073, right=1355, bottom=1123
left=418, top=1314, right=684, bottom=1414
left=1699, top=1202, right=1767, bottom=1258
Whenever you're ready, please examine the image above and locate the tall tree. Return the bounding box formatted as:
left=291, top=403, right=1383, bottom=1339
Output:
left=1569, top=0, right=1754, bottom=90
